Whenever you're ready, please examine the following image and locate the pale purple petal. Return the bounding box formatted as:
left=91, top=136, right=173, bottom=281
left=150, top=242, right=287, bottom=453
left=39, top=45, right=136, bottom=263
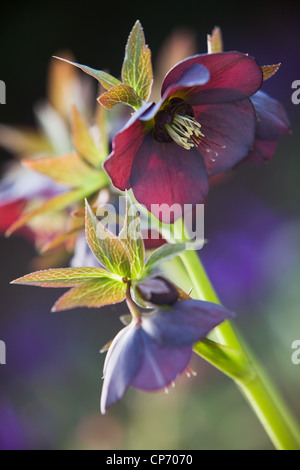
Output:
left=131, top=330, right=192, bottom=391
left=101, top=324, right=142, bottom=413
left=142, top=299, right=234, bottom=347
left=251, top=91, right=291, bottom=140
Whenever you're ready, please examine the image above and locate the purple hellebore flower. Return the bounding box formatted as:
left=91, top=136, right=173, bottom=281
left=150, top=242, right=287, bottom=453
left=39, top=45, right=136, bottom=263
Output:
left=104, top=52, right=264, bottom=222
left=100, top=299, right=233, bottom=413
left=246, top=90, right=291, bottom=163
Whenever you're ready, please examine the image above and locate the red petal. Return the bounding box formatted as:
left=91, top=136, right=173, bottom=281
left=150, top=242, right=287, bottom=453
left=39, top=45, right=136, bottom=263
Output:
left=103, top=103, right=153, bottom=190
left=244, top=139, right=278, bottom=163
left=130, top=135, right=209, bottom=222
left=193, top=99, right=256, bottom=176
left=0, top=199, right=26, bottom=232
left=161, top=52, right=263, bottom=105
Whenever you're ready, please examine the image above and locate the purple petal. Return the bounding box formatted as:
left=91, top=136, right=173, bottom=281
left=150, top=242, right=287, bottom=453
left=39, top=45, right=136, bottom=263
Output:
left=162, top=63, right=210, bottom=101
left=193, top=99, right=256, bottom=176
left=161, top=52, right=263, bottom=105
left=103, top=102, right=154, bottom=191
left=251, top=91, right=291, bottom=140
left=101, top=324, right=142, bottom=413
left=130, top=134, right=209, bottom=222
left=131, top=330, right=192, bottom=391
left=244, top=139, right=278, bottom=163
left=142, top=299, right=234, bottom=347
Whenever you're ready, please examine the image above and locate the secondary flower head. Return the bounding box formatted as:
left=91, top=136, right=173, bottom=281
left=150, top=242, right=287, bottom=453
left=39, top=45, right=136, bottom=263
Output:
left=206, top=27, right=291, bottom=164
left=104, top=52, right=263, bottom=221
left=101, top=298, right=233, bottom=413
left=246, top=90, right=291, bottom=163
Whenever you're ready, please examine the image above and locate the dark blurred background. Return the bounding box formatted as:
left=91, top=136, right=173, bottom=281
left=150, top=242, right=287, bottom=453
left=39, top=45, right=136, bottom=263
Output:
left=0, top=0, right=299, bottom=450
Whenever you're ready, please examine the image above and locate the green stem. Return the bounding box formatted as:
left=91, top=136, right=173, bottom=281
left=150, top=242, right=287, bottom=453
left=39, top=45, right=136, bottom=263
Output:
left=133, top=195, right=300, bottom=448
left=169, top=224, right=300, bottom=450
left=178, top=246, right=300, bottom=450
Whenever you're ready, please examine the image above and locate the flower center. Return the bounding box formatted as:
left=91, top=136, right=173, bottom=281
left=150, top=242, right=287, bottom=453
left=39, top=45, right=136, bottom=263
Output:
left=165, top=114, right=203, bottom=150
left=153, top=98, right=226, bottom=160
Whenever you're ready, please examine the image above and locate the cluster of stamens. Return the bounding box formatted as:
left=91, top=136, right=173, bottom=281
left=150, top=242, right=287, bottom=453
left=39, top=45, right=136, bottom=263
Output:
left=153, top=98, right=226, bottom=162
left=165, top=114, right=204, bottom=151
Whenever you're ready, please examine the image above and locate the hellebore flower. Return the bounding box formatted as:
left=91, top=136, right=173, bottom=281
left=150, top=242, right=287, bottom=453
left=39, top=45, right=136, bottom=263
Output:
left=101, top=299, right=233, bottom=413
left=104, top=52, right=263, bottom=221
left=246, top=91, right=291, bottom=163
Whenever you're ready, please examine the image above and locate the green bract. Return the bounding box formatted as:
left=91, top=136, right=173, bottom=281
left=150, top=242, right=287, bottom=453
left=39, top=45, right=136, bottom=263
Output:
left=11, top=193, right=190, bottom=311
left=55, top=21, right=153, bottom=111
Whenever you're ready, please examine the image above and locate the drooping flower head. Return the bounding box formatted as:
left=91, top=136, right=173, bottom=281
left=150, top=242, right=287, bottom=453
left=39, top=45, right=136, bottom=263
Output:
left=104, top=52, right=264, bottom=221
left=101, top=297, right=234, bottom=413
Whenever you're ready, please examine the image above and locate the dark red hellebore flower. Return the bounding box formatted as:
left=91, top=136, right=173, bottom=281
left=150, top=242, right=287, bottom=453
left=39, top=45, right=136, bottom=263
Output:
left=104, top=52, right=263, bottom=221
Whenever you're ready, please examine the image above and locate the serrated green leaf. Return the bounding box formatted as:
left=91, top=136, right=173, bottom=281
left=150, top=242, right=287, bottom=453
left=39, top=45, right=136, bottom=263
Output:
left=122, top=20, right=153, bottom=101
left=144, top=242, right=187, bottom=272
left=98, top=84, right=143, bottom=110
left=261, top=63, right=281, bottom=81
left=52, top=277, right=127, bottom=311
left=11, top=267, right=112, bottom=287
left=207, top=26, right=223, bottom=53
left=53, top=57, right=121, bottom=90
left=119, top=193, right=144, bottom=278
left=5, top=180, right=104, bottom=237
left=23, top=152, right=101, bottom=187
left=85, top=200, right=131, bottom=278
left=71, top=105, right=106, bottom=167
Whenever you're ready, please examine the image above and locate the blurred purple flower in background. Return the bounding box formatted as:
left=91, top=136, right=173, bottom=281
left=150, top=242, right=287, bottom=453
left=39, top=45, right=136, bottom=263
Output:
left=201, top=191, right=286, bottom=311
left=0, top=403, right=28, bottom=450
